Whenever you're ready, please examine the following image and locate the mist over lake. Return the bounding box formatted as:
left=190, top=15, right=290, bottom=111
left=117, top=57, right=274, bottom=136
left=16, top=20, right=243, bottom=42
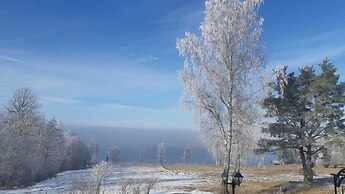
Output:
left=68, top=126, right=215, bottom=163
left=67, top=126, right=277, bottom=165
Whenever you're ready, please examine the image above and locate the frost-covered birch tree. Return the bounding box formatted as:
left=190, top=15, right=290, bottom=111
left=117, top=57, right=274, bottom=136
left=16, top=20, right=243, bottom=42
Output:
left=0, top=87, right=92, bottom=188
left=3, top=87, right=42, bottom=186
left=157, top=142, right=166, bottom=165
left=183, top=147, right=191, bottom=163
left=90, top=138, right=99, bottom=164
left=0, top=88, right=75, bottom=187
left=107, top=146, right=120, bottom=163
left=37, top=118, right=66, bottom=178
left=176, top=0, right=265, bottom=190
left=61, top=133, right=91, bottom=170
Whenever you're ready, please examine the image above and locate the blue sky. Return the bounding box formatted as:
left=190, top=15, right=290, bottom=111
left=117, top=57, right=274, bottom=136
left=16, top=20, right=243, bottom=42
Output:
left=0, top=0, right=344, bottom=129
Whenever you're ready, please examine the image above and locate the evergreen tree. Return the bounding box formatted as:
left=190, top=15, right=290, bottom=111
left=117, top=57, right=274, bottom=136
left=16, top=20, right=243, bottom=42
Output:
left=259, top=58, right=345, bottom=185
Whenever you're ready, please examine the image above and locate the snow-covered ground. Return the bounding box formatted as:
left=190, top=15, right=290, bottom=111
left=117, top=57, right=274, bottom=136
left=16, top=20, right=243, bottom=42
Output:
left=1, top=164, right=213, bottom=194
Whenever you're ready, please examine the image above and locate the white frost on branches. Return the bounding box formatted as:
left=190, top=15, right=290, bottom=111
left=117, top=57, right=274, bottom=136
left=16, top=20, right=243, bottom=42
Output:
left=177, top=0, right=266, bottom=171
left=0, top=87, right=92, bottom=187
left=157, top=142, right=166, bottom=165
left=274, top=64, right=288, bottom=98
left=92, top=161, right=111, bottom=194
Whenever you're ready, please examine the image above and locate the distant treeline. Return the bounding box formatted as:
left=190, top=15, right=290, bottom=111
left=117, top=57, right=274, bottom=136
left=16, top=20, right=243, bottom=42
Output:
left=0, top=87, right=91, bottom=188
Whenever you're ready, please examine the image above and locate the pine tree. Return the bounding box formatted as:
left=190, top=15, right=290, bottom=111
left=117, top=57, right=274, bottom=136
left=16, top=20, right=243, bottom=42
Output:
left=260, top=58, right=345, bottom=185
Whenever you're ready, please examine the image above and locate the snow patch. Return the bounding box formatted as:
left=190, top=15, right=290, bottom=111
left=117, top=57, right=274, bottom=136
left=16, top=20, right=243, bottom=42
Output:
left=2, top=165, right=213, bottom=194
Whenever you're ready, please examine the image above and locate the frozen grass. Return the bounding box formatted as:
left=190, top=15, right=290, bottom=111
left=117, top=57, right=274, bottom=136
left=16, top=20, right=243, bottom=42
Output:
left=1, top=163, right=342, bottom=194
left=163, top=164, right=341, bottom=194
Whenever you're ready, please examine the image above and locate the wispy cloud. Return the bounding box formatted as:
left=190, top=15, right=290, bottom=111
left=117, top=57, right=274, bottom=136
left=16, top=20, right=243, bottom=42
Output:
left=157, top=3, right=204, bottom=37
left=129, top=53, right=158, bottom=62
left=273, top=29, right=345, bottom=51
left=41, top=96, right=83, bottom=105
left=59, top=44, right=73, bottom=55
left=0, top=50, right=178, bottom=96
left=268, top=29, right=345, bottom=69
left=269, top=44, right=345, bottom=68
left=68, top=104, right=193, bottom=129
left=103, top=103, right=135, bottom=109
left=0, top=55, right=26, bottom=64
left=159, top=3, right=203, bottom=24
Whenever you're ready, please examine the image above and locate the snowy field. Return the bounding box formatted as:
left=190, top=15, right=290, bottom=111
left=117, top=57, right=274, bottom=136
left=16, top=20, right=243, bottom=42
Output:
left=1, top=164, right=335, bottom=194
left=2, top=164, right=214, bottom=194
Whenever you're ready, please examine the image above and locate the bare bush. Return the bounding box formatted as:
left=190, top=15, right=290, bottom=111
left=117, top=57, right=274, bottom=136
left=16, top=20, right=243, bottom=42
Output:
left=92, top=161, right=111, bottom=194
left=69, top=173, right=94, bottom=194
left=118, top=178, right=133, bottom=194
left=142, top=178, right=158, bottom=194
left=117, top=177, right=158, bottom=194
left=69, top=162, right=111, bottom=194
left=330, top=152, right=344, bottom=168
